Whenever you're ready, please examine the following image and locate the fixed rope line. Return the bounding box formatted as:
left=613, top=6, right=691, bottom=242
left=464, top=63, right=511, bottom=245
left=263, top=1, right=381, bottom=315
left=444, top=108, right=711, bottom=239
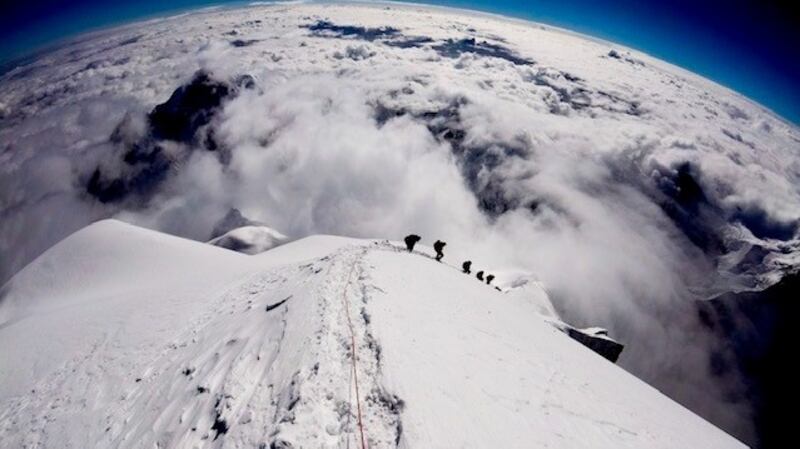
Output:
left=342, top=255, right=368, bottom=449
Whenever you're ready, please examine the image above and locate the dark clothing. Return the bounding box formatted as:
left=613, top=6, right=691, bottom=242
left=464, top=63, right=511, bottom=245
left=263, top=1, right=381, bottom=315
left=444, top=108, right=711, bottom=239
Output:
left=433, top=240, right=446, bottom=262
left=486, top=274, right=495, bottom=285
left=462, top=261, right=472, bottom=274
left=404, top=234, right=421, bottom=252
left=476, top=271, right=484, bottom=281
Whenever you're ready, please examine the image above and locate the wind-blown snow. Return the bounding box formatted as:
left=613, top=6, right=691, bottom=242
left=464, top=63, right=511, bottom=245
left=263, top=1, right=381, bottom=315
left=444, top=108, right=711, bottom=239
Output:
left=0, top=220, right=744, bottom=448
left=1, top=2, right=798, bottom=443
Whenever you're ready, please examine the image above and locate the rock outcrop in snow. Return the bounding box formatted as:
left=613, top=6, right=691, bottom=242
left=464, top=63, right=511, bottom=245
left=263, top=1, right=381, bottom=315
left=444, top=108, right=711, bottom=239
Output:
left=559, top=323, right=624, bottom=363
left=502, top=274, right=624, bottom=362
left=697, top=272, right=799, bottom=448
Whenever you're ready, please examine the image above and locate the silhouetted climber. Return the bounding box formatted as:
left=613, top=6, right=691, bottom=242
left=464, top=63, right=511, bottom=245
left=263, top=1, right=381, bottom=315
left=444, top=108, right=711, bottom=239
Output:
left=486, top=274, right=495, bottom=285
left=462, top=260, right=472, bottom=274
left=476, top=271, right=484, bottom=281
left=433, top=240, right=446, bottom=262
left=404, top=234, right=421, bottom=252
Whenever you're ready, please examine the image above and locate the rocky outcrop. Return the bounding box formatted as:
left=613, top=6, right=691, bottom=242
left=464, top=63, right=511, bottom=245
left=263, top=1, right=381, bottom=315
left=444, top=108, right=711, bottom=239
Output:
left=697, top=271, right=800, bottom=449
left=564, top=327, right=624, bottom=363
left=544, top=318, right=624, bottom=363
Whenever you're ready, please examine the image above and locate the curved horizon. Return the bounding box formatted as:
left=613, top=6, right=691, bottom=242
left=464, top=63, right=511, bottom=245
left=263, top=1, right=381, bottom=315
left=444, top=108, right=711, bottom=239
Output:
left=1, top=0, right=798, bottom=124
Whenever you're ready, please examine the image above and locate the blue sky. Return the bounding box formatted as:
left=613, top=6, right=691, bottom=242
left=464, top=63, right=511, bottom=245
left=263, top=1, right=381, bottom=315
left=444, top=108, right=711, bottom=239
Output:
left=1, top=0, right=798, bottom=123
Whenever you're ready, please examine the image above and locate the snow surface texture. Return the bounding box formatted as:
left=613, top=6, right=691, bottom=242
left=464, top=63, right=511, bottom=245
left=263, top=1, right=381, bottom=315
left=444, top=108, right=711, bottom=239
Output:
left=0, top=220, right=745, bottom=448
left=1, top=1, right=799, bottom=444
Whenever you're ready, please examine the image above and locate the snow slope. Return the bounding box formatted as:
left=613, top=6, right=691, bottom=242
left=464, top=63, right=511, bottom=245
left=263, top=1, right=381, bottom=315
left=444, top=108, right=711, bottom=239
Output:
left=0, top=220, right=745, bottom=448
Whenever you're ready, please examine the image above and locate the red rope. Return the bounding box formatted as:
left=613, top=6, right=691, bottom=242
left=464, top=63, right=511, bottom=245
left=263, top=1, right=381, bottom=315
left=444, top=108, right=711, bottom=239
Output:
left=342, top=259, right=368, bottom=449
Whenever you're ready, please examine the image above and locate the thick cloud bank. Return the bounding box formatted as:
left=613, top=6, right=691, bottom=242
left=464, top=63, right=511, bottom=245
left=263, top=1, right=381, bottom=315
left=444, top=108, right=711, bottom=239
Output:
left=1, top=2, right=799, bottom=446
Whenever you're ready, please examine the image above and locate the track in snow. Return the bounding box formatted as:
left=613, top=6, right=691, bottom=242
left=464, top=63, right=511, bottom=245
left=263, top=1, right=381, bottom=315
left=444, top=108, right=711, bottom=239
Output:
left=0, top=241, right=407, bottom=449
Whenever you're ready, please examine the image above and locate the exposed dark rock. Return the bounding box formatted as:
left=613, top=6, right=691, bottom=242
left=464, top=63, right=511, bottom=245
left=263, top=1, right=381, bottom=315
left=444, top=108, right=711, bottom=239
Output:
left=654, top=161, right=796, bottom=259
left=697, top=272, right=800, bottom=449
left=565, top=327, right=624, bottom=363
left=420, top=99, right=467, bottom=151
left=211, top=395, right=230, bottom=440
left=372, top=103, right=407, bottom=127
left=732, top=206, right=797, bottom=241
left=432, top=38, right=534, bottom=65
left=373, top=98, right=527, bottom=217
left=211, top=414, right=228, bottom=440
left=417, top=100, right=523, bottom=215
left=661, top=162, right=707, bottom=209
left=122, top=144, right=161, bottom=165
left=201, top=126, right=230, bottom=160
left=524, top=69, right=641, bottom=116
left=655, top=162, right=726, bottom=253
left=86, top=168, right=128, bottom=203
left=211, top=208, right=262, bottom=239
left=85, top=142, right=172, bottom=204
left=86, top=71, right=240, bottom=204
left=148, top=70, right=233, bottom=143
left=732, top=245, right=771, bottom=275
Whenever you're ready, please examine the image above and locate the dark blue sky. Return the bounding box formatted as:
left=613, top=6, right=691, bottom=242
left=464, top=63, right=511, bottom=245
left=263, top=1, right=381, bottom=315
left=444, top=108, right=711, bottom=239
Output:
left=1, top=0, right=798, bottom=123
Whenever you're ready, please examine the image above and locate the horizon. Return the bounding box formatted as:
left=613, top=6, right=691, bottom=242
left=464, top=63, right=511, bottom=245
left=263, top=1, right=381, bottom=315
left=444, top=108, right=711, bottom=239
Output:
left=1, top=0, right=798, bottom=124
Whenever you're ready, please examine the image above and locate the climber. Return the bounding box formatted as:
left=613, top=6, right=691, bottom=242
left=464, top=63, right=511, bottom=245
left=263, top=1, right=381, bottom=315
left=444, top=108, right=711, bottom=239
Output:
left=404, top=234, right=421, bottom=252
left=462, top=260, right=472, bottom=274
left=476, top=271, right=484, bottom=281
left=433, top=240, right=446, bottom=262
left=486, top=274, right=495, bottom=285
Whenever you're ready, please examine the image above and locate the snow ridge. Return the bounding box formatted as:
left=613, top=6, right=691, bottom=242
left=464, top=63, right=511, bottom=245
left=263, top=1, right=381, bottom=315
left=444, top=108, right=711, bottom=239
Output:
left=0, top=221, right=746, bottom=448
left=0, top=237, right=406, bottom=448
left=276, top=244, right=405, bottom=448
